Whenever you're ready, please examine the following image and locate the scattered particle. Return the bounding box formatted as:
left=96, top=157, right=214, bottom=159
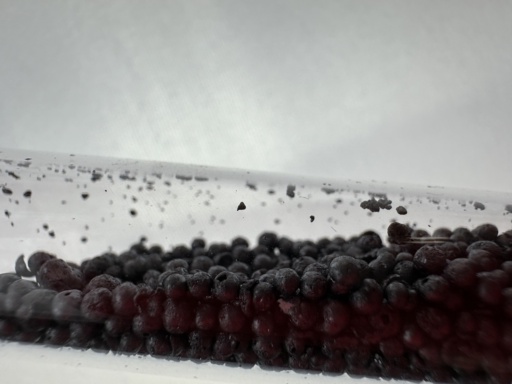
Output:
left=120, top=174, right=136, bottom=181
left=2, top=187, right=13, bottom=195
left=274, top=219, right=280, bottom=224
left=132, top=196, right=138, bottom=203
left=23, top=190, right=32, bottom=198
left=42, top=224, right=49, bottom=230
left=61, top=200, right=67, bottom=205
left=360, top=197, right=392, bottom=212
left=505, top=204, right=512, bottom=214
left=6, top=171, right=20, bottom=179
left=474, top=201, right=485, bottom=210
left=17, top=161, right=31, bottom=168
left=310, top=215, right=315, bottom=222
left=81, top=236, right=88, bottom=243
left=237, top=202, right=246, bottom=211
left=246, top=182, right=257, bottom=190
left=286, top=185, right=296, bottom=198
left=81, top=193, right=89, bottom=200
left=194, top=176, right=209, bottom=182
left=176, top=174, right=192, bottom=181
left=129, top=209, right=137, bottom=217
left=335, top=198, right=342, bottom=204
left=396, top=206, right=408, bottom=215
left=4, top=210, right=10, bottom=218
left=49, top=231, right=55, bottom=238
left=91, top=172, right=103, bottom=182
left=321, top=187, right=336, bottom=195
left=268, top=189, right=275, bottom=195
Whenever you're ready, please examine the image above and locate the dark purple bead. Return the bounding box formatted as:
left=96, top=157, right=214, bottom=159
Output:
left=105, top=315, right=132, bottom=336
left=443, top=258, right=478, bottom=288
left=414, top=275, right=450, bottom=303
left=4, top=279, right=37, bottom=313
left=162, top=272, right=188, bottom=299
left=275, top=268, right=300, bottom=297
left=350, top=278, right=383, bottom=315
left=329, top=256, right=363, bottom=295
left=112, top=282, right=138, bottom=317
left=84, top=274, right=121, bottom=294
left=213, top=271, right=240, bottom=302
left=187, top=271, right=212, bottom=299
left=80, top=287, right=113, bottom=321
left=218, top=303, right=246, bottom=333
left=195, top=302, right=218, bottom=331
left=321, top=300, right=351, bottom=335
left=252, top=282, right=276, bottom=312
left=163, top=298, right=194, bottom=334
left=468, top=249, right=501, bottom=272
left=252, top=337, right=282, bottom=361
left=146, top=332, right=172, bottom=356
left=190, top=256, right=214, bottom=272
left=413, top=245, right=447, bottom=275
left=0, top=273, right=20, bottom=293
left=52, top=289, right=83, bottom=322
left=27, top=252, right=56, bottom=275
left=300, top=271, right=327, bottom=300
left=416, top=306, right=452, bottom=341
left=477, top=270, right=509, bottom=305
left=37, top=259, right=83, bottom=292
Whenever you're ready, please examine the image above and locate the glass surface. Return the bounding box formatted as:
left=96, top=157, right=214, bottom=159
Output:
left=1, top=148, right=511, bottom=383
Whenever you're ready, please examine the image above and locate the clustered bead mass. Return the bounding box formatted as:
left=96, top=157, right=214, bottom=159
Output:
left=1, top=223, right=512, bottom=383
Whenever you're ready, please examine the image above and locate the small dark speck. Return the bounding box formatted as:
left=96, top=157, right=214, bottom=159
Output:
left=81, top=193, right=89, bottom=200
left=176, top=174, right=192, bottom=181
left=268, top=189, right=275, bottom=195
left=505, top=204, right=512, bottom=214
left=5, top=210, right=10, bottom=218
left=396, top=206, right=408, bottom=215
left=81, top=236, right=88, bottom=243
left=237, top=202, right=246, bottom=211
left=61, top=200, right=67, bottom=205
left=310, top=215, right=315, bottom=222
left=474, top=201, right=485, bottom=210
left=246, top=182, right=257, bottom=190
left=7, top=171, right=20, bottom=180
left=23, top=190, right=32, bottom=198
left=129, top=209, right=137, bottom=217
left=49, top=231, right=55, bottom=238
left=194, top=176, right=209, bottom=182
left=286, top=184, right=296, bottom=198
left=91, top=172, right=103, bottom=182
left=335, top=198, right=342, bottom=204
left=43, top=224, right=49, bottom=230
left=321, top=187, right=336, bottom=195
left=2, top=187, right=13, bottom=195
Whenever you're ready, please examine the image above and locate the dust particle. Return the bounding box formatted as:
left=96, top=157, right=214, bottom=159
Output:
left=286, top=185, right=296, bottom=198
left=237, top=202, right=246, bottom=211
left=23, top=190, right=32, bottom=198
left=474, top=201, right=485, bottom=210
left=81, top=193, right=89, bottom=200
left=396, top=206, right=408, bottom=215
left=310, top=215, right=315, bottom=222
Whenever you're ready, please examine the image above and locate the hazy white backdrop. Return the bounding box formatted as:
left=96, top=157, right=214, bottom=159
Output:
left=1, top=1, right=511, bottom=192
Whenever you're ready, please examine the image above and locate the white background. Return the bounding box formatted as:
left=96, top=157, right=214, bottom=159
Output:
left=1, top=1, right=512, bottom=192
